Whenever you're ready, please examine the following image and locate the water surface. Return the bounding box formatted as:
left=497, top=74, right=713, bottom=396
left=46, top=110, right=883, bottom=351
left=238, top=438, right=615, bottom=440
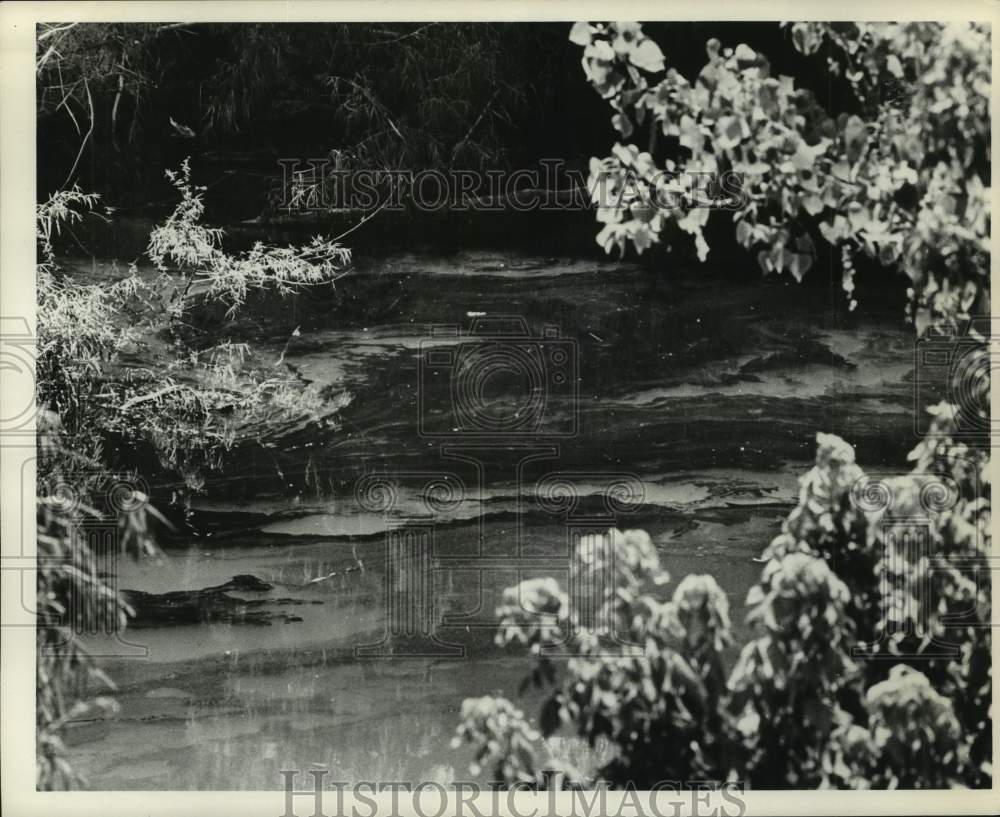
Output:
left=66, top=250, right=917, bottom=789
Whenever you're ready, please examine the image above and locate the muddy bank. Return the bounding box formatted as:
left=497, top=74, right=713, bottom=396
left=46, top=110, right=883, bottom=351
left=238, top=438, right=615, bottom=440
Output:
left=122, top=574, right=327, bottom=628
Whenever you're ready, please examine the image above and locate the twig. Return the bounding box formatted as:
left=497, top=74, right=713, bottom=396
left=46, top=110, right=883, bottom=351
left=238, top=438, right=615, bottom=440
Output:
left=333, top=77, right=404, bottom=139
left=275, top=326, right=301, bottom=368
left=37, top=22, right=78, bottom=42
left=61, top=79, right=93, bottom=189
left=368, top=23, right=438, bottom=46
left=117, top=384, right=188, bottom=411
left=327, top=196, right=392, bottom=244
left=156, top=23, right=195, bottom=34
left=450, top=87, right=502, bottom=164
left=111, top=74, right=124, bottom=151
left=56, top=88, right=82, bottom=137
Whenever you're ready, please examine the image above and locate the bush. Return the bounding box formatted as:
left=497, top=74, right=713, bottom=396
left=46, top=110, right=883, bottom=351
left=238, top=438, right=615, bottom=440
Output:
left=454, top=21, right=991, bottom=791
left=455, top=414, right=990, bottom=789
left=35, top=163, right=352, bottom=788
left=573, top=22, right=989, bottom=333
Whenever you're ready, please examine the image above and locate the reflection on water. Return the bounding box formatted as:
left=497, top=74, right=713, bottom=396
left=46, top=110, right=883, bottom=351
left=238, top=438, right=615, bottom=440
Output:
left=65, top=250, right=916, bottom=789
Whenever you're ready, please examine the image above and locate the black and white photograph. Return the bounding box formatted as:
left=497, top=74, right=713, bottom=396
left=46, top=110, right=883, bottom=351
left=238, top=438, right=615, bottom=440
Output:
left=0, top=2, right=996, bottom=813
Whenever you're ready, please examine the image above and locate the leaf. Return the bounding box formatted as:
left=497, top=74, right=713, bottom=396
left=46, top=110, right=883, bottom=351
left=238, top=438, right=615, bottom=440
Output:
left=599, top=69, right=627, bottom=98
left=611, top=22, right=643, bottom=55
left=631, top=223, right=654, bottom=254
left=737, top=707, right=761, bottom=736
left=769, top=246, right=787, bottom=273
left=596, top=224, right=617, bottom=254
left=803, top=194, right=824, bottom=216
left=630, top=39, right=666, bottom=73
left=735, top=219, right=754, bottom=247
left=788, top=252, right=813, bottom=282
left=754, top=83, right=780, bottom=121
left=844, top=115, right=867, bottom=162
left=611, top=142, right=638, bottom=165
left=584, top=40, right=615, bottom=62
left=735, top=43, right=757, bottom=66
left=791, top=140, right=820, bottom=170
left=886, top=54, right=904, bottom=79
left=819, top=215, right=848, bottom=245
left=679, top=115, right=704, bottom=155
left=694, top=231, right=710, bottom=262
left=569, top=22, right=592, bottom=46
left=846, top=201, right=867, bottom=234
left=716, top=114, right=747, bottom=151
left=633, top=150, right=656, bottom=178
left=612, top=112, right=634, bottom=138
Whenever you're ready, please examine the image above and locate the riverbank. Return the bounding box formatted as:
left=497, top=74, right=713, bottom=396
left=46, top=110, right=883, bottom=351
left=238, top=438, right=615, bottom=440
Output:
left=63, top=246, right=918, bottom=789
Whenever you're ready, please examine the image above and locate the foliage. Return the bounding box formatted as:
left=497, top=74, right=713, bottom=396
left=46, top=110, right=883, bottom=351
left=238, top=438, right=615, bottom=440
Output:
left=193, top=22, right=540, bottom=171
left=35, top=435, right=159, bottom=789
left=573, top=22, right=990, bottom=332
left=36, top=23, right=164, bottom=127
left=36, top=188, right=103, bottom=268
left=35, top=161, right=352, bottom=787
left=453, top=21, right=991, bottom=790
left=455, top=410, right=991, bottom=789
left=35, top=216, right=160, bottom=786
left=36, top=22, right=566, bottom=206
left=39, top=160, right=348, bottom=486
left=149, top=160, right=351, bottom=315
left=36, top=192, right=142, bottom=457
left=452, top=697, right=541, bottom=785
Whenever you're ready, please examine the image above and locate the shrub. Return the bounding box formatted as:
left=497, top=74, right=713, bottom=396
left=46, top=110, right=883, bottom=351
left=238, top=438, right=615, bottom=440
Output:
left=458, top=24, right=993, bottom=775
left=35, top=163, right=352, bottom=788
left=572, top=22, right=989, bottom=333
left=455, top=413, right=990, bottom=789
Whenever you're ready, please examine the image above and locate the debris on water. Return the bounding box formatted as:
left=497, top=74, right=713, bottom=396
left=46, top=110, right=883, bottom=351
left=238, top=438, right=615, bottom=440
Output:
left=298, top=563, right=363, bottom=586
left=670, top=519, right=700, bottom=538
left=121, top=574, right=319, bottom=627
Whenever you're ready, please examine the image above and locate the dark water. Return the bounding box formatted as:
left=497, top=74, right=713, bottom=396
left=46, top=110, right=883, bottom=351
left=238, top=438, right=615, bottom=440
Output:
left=66, top=250, right=917, bottom=789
